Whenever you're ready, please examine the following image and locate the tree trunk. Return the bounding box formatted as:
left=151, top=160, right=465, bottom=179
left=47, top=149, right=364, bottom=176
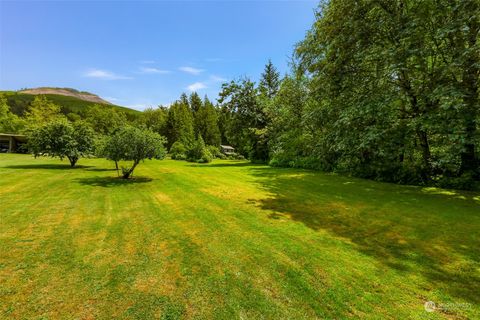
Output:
left=68, top=156, right=78, bottom=167
left=416, top=129, right=431, bottom=181
left=122, top=160, right=139, bottom=179
left=115, top=161, right=119, bottom=177
left=398, top=73, right=432, bottom=180
left=459, top=14, right=479, bottom=176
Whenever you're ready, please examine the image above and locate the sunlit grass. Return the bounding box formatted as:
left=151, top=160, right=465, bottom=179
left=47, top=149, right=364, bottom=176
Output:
left=0, top=154, right=479, bottom=319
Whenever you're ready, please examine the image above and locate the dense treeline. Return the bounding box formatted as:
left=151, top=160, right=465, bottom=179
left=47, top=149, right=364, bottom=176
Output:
left=288, top=0, right=479, bottom=188
left=218, top=0, right=479, bottom=189
left=1, top=0, right=478, bottom=188
left=0, top=90, right=226, bottom=165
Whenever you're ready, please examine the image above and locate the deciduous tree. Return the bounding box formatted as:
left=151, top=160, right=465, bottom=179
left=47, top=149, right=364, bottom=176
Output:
left=27, top=120, right=95, bottom=167
left=105, top=126, right=166, bottom=179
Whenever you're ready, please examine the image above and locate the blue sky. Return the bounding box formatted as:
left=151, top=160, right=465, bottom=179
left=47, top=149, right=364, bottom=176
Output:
left=0, top=1, right=317, bottom=110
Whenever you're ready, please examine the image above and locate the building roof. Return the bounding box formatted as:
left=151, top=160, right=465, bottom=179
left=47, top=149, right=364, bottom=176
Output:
left=0, top=133, right=28, bottom=142
left=220, top=145, right=235, bottom=150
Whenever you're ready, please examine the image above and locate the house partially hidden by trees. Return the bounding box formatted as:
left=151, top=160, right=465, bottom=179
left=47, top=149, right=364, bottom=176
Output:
left=220, top=145, right=235, bottom=155
left=0, top=133, right=27, bottom=153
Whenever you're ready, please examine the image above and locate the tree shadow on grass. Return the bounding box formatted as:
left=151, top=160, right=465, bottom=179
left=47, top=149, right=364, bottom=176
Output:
left=4, top=164, right=93, bottom=170
left=188, top=161, right=264, bottom=168
left=76, top=176, right=153, bottom=187
left=84, top=167, right=118, bottom=172
left=248, top=166, right=480, bottom=305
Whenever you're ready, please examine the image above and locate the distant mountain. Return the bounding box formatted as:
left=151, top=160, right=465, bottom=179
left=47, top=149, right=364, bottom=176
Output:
left=1, top=88, right=139, bottom=119
left=19, top=87, right=113, bottom=105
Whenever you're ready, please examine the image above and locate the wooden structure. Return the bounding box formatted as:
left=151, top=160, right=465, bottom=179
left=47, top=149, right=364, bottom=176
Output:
left=220, top=145, right=235, bottom=155
left=0, top=133, right=28, bottom=153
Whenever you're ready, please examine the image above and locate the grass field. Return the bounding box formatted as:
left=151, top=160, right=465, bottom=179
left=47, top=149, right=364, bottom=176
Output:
left=0, top=154, right=479, bottom=319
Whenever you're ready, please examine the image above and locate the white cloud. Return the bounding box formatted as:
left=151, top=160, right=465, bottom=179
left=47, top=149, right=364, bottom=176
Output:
left=139, top=67, right=170, bottom=74
left=210, top=75, right=227, bottom=82
left=187, top=82, right=207, bottom=91
left=104, top=96, right=120, bottom=102
left=179, top=66, right=204, bottom=75
left=125, top=103, right=150, bottom=111
left=84, top=69, right=131, bottom=80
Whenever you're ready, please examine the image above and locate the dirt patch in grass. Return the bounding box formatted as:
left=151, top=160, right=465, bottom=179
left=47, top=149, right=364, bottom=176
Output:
left=154, top=192, right=174, bottom=205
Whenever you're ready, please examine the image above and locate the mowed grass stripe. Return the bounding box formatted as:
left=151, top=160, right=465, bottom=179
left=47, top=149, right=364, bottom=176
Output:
left=0, top=154, right=478, bottom=319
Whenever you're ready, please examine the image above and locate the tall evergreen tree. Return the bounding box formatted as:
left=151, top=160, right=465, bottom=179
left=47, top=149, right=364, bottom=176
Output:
left=179, top=93, right=190, bottom=109
left=166, top=99, right=194, bottom=148
left=195, top=96, right=221, bottom=146
left=189, top=92, right=203, bottom=114
left=259, top=59, right=280, bottom=99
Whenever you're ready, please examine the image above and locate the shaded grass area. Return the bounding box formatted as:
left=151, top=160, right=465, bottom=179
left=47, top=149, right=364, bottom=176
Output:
left=0, top=154, right=478, bottom=319
left=249, top=167, right=480, bottom=305
left=77, top=176, right=153, bottom=187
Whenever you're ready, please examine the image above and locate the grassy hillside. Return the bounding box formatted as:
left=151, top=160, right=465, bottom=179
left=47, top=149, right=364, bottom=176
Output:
left=0, top=154, right=478, bottom=319
left=1, top=91, right=140, bottom=118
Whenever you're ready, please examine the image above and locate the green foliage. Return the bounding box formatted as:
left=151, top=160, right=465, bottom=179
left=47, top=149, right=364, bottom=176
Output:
left=136, top=106, right=169, bottom=136
left=218, top=78, right=267, bottom=161
left=217, top=61, right=281, bottom=162
left=27, top=120, right=95, bottom=167
left=24, top=96, right=65, bottom=130
left=263, top=0, right=480, bottom=189
left=186, top=136, right=212, bottom=163
left=206, top=145, right=224, bottom=159
left=436, top=173, right=478, bottom=191
left=93, top=135, right=109, bottom=159
left=105, top=126, right=166, bottom=178
left=169, top=141, right=187, bottom=160
left=0, top=94, right=24, bottom=133
left=189, top=92, right=203, bottom=114
left=1, top=91, right=139, bottom=119
left=195, top=97, right=221, bottom=146
left=85, top=104, right=127, bottom=135
left=166, top=100, right=194, bottom=149
left=259, top=59, right=280, bottom=99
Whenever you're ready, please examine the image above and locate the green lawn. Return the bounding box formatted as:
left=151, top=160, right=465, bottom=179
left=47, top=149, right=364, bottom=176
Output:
left=0, top=154, right=479, bottom=319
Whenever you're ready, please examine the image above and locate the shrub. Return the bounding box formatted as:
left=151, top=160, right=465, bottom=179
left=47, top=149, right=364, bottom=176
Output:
left=436, top=172, right=477, bottom=190
left=225, top=153, right=245, bottom=160
left=234, top=154, right=245, bottom=160
left=186, top=136, right=212, bottom=163
left=216, top=152, right=227, bottom=160
left=196, top=151, right=213, bottom=163
left=170, top=141, right=187, bottom=160
left=269, top=153, right=324, bottom=170
left=206, top=145, right=224, bottom=159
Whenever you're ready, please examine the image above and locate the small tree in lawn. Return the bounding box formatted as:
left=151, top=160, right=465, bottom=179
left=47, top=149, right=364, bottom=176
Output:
left=105, top=126, right=167, bottom=179
left=186, top=136, right=213, bottom=163
left=28, top=120, right=95, bottom=167
left=94, top=134, right=121, bottom=173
